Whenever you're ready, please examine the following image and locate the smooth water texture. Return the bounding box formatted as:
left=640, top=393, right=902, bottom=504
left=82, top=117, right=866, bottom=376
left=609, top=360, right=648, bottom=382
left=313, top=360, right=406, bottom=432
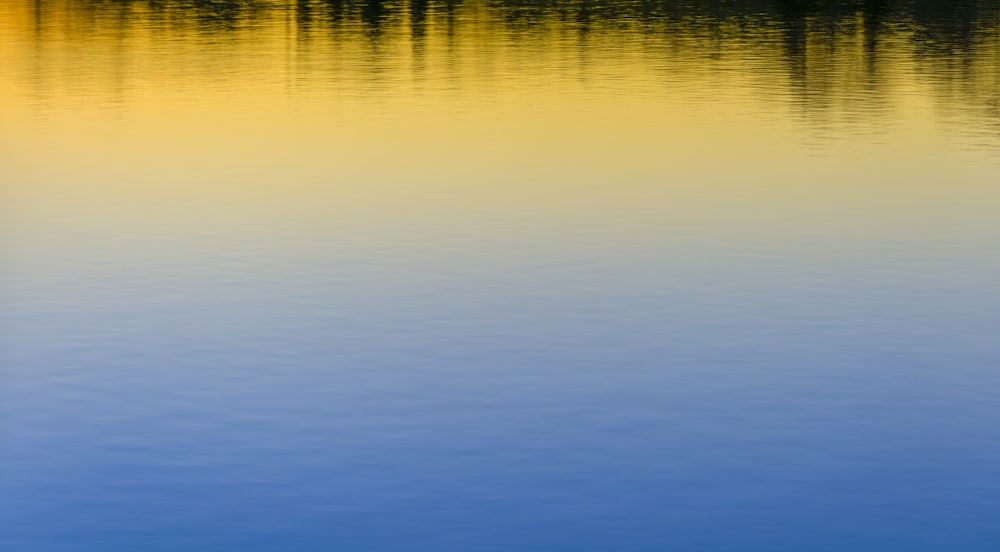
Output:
left=2, top=0, right=999, bottom=550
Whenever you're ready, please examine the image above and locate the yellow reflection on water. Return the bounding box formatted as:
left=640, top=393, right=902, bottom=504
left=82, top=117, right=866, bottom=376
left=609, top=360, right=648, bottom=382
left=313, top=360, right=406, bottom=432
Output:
left=1, top=0, right=998, bottom=247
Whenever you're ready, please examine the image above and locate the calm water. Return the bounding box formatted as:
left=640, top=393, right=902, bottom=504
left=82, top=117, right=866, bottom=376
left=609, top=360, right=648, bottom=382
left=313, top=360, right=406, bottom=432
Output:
left=2, top=0, right=1000, bottom=550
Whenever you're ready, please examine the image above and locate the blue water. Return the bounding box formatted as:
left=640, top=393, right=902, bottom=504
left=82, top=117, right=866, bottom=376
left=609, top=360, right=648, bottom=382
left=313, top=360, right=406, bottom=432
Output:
left=2, top=0, right=1000, bottom=550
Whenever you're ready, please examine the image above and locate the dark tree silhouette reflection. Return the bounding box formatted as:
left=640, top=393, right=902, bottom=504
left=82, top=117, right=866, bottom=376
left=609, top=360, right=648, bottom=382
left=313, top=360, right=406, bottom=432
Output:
left=22, top=0, right=1000, bottom=138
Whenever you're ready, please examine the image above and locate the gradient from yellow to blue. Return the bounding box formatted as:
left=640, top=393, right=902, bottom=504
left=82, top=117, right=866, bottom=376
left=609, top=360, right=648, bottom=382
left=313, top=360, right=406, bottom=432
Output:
left=2, top=1, right=999, bottom=550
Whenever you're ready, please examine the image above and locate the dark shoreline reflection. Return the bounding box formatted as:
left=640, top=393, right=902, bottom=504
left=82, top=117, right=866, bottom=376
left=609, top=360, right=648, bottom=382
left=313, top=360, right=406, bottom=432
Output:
left=14, top=0, right=1000, bottom=143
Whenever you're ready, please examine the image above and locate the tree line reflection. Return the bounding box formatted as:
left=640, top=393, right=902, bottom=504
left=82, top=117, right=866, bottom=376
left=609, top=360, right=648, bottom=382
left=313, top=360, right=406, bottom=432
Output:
left=40, top=0, right=1000, bottom=42
left=21, top=0, right=1000, bottom=134
left=55, top=0, right=997, bottom=34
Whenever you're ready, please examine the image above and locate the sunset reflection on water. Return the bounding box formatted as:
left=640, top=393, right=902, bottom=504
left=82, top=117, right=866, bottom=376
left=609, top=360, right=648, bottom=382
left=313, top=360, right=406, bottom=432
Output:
left=2, top=1, right=1000, bottom=550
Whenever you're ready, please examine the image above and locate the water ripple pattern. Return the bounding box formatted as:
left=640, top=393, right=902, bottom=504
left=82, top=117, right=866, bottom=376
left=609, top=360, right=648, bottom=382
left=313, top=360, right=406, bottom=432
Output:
left=1, top=1, right=999, bottom=550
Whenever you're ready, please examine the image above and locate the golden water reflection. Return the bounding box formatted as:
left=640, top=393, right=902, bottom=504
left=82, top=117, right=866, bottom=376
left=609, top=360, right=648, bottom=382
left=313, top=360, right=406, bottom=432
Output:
left=5, top=0, right=999, bottom=143
left=3, top=0, right=999, bottom=253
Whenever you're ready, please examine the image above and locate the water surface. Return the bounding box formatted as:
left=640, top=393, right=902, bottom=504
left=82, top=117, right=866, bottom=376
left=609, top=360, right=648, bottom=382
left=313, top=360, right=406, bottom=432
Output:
left=2, top=0, right=1000, bottom=550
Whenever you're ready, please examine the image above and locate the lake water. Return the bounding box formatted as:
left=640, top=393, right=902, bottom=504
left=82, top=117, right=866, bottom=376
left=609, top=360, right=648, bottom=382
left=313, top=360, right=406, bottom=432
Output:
left=2, top=0, right=999, bottom=550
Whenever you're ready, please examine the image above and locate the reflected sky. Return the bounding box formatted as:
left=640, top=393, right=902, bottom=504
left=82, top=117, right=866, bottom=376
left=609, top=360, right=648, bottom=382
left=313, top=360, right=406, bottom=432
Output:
left=2, top=1, right=1000, bottom=551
